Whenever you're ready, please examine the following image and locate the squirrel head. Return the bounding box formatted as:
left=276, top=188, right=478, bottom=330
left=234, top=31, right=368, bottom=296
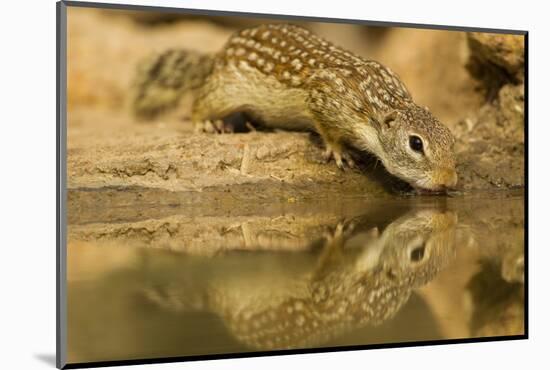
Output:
left=374, top=105, right=457, bottom=191
left=375, top=208, right=458, bottom=287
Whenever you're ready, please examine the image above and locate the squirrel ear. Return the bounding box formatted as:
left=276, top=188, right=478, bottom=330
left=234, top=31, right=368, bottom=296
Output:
left=382, top=110, right=399, bottom=128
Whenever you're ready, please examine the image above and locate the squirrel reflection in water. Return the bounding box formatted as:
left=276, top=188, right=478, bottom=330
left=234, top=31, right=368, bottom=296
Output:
left=144, top=208, right=458, bottom=350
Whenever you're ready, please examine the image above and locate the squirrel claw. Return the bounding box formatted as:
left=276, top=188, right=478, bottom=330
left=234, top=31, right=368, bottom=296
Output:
left=323, top=146, right=356, bottom=170
left=194, top=119, right=234, bottom=134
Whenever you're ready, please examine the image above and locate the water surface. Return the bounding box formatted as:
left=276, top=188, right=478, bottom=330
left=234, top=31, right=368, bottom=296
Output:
left=67, top=190, right=525, bottom=364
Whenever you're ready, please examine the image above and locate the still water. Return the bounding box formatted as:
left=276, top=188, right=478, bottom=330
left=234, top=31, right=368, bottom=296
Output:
left=66, top=189, right=525, bottom=364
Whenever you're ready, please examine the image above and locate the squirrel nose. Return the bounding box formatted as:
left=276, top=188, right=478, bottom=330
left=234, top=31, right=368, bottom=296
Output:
left=439, top=168, right=458, bottom=189
left=433, top=168, right=457, bottom=190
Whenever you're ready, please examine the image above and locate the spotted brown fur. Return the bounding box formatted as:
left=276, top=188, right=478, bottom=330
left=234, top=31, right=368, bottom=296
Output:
left=221, top=24, right=411, bottom=112
left=131, top=23, right=458, bottom=191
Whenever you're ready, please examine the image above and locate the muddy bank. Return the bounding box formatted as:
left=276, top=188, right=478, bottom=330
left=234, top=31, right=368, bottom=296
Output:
left=68, top=108, right=394, bottom=196
left=68, top=195, right=414, bottom=255
left=66, top=8, right=525, bottom=196
left=68, top=189, right=523, bottom=264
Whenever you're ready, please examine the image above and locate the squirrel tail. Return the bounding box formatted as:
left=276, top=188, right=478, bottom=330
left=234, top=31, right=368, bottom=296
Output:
left=131, top=49, right=214, bottom=120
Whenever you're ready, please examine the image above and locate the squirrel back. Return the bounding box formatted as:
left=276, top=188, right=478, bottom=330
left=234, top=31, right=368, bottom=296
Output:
left=131, top=49, right=214, bottom=120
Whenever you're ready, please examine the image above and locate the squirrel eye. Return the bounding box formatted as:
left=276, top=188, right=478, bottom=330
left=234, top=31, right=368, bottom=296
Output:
left=410, top=245, right=426, bottom=262
left=409, top=135, right=424, bottom=154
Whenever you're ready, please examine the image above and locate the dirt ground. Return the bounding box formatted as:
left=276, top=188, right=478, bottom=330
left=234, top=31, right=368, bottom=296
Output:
left=66, top=8, right=525, bottom=199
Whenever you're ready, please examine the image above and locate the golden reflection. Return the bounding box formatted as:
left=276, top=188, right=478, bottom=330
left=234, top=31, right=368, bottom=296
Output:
left=144, top=208, right=458, bottom=350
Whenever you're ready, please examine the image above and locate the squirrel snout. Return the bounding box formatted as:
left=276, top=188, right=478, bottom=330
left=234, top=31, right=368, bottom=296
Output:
left=433, top=168, right=458, bottom=190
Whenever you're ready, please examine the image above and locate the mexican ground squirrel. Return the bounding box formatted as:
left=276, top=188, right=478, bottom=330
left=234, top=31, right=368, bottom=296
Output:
left=132, top=23, right=458, bottom=191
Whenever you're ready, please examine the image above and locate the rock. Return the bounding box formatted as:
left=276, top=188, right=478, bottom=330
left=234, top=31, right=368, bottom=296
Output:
left=467, top=32, right=525, bottom=77
left=452, top=32, right=525, bottom=190
left=466, top=32, right=525, bottom=100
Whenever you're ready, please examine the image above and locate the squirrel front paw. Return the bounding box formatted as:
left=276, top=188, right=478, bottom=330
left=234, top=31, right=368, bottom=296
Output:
left=322, top=144, right=356, bottom=170
left=194, top=119, right=235, bottom=134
